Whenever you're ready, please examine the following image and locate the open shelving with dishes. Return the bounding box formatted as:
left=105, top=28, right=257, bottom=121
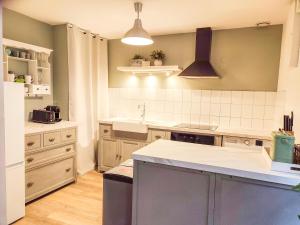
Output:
left=2, top=38, right=53, bottom=97
left=117, top=65, right=182, bottom=76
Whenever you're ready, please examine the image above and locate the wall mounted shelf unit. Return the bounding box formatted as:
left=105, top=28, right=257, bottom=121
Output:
left=117, top=65, right=182, bottom=76
left=2, top=38, right=53, bottom=97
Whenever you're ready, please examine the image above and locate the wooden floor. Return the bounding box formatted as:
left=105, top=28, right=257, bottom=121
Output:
left=14, top=171, right=103, bottom=225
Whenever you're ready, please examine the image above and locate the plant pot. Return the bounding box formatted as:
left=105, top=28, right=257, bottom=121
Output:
left=153, top=59, right=163, bottom=66
left=131, top=59, right=144, bottom=67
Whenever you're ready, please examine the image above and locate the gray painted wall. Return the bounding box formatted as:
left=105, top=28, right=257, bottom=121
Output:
left=3, top=8, right=54, bottom=120
left=109, top=25, right=282, bottom=91
left=53, top=24, right=69, bottom=120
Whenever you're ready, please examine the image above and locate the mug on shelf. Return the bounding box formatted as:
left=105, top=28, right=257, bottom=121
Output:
left=20, top=52, right=26, bottom=58
left=25, top=75, right=33, bottom=84
left=7, top=73, right=15, bottom=82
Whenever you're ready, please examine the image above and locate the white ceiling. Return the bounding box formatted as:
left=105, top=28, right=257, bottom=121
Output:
left=3, top=0, right=290, bottom=39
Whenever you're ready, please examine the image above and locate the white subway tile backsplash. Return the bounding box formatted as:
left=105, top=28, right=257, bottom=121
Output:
left=220, top=103, right=231, bottom=117
left=230, top=104, right=242, bottom=118
left=220, top=117, right=230, bottom=128
left=211, top=91, right=221, bottom=103
left=221, top=91, right=232, bottom=103
left=231, top=91, right=242, bottom=104
left=108, top=88, right=277, bottom=130
left=191, top=90, right=201, bottom=102
left=201, top=90, right=211, bottom=103
left=252, top=119, right=263, bottom=130
left=182, top=89, right=192, bottom=102
left=252, top=105, right=265, bottom=119
left=254, top=92, right=266, bottom=105
left=241, top=104, right=253, bottom=119
left=210, top=103, right=221, bottom=116
left=242, top=91, right=254, bottom=105
left=230, top=118, right=241, bottom=128
left=201, top=102, right=210, bottom=115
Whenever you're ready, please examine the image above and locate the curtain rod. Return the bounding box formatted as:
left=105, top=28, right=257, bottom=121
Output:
left=67, top=24, right=104, bottom=40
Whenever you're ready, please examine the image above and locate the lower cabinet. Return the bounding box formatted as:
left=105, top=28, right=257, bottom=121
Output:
left=119, top=140, right=142, bottom=163
left=133, top=161, right=300, bottom=225
left=214, top=175, right=300, bottom=225
left=26, top=157, right=75, bottom=202
left=101, top=138, right=119, bottom=170
left=98, top=124, right=171, bottom=171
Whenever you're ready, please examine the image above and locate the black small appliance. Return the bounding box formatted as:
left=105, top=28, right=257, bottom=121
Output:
left=32, top=110, right=55, bottom=124
left=45, top=105, right=62, bottom=122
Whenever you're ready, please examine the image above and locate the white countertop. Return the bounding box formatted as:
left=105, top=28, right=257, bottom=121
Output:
left=25, top=120, right=78, bottom=135
left=99, top=118, right=272, bottom=140
left=132, top=140, right=300, bottom=186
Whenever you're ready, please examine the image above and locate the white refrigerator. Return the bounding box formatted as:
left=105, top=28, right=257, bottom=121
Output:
left=4, top=82, right=25, bottom=224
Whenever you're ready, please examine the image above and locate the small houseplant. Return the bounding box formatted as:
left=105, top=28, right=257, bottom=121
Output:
left=131, top=54, right=144, bottom=66
left=150, top=50, right=165, bottom=66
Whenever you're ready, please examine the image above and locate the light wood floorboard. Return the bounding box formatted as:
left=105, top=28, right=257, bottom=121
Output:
left=13, top=171, right=103, bottom=225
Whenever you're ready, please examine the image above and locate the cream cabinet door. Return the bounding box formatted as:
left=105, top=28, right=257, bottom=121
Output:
left=100, top=138, right=119, bottom=169
left=119, top=140, right=141, bottom=163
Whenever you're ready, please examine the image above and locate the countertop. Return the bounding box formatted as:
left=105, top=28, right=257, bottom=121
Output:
left=99, top=118, right=272, bottom=140
left=132, top=139, right=300, bottom=186
left=25, top=120, right=78, bottom=135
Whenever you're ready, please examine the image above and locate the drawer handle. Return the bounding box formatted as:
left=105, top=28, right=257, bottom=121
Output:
left=116, top=154, right=119, bottom=159
left=155, top=135, right=162, bottom=139
left=65, top=148, right=72, bottom=152
left=49, top=138, right=55, bottom=142
left=119, top=155, right=122, bottom=160
left=27, top=141, right=35, bottom=147
left=27, top=182, right=34, bottom=188
left=66, top=134, right=72, bottom=138
left=65, top=168, right=71, bottom=172
left=27, top=157, right=34, bottom=163
left=104, top=129, right=109, bottom=133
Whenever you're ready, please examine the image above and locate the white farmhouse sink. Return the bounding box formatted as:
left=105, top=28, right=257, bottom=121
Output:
left=112, top=120, right=148, bottom=134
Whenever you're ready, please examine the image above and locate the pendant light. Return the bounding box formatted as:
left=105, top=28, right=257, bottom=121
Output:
left=121, top=2, right=153, bottom=46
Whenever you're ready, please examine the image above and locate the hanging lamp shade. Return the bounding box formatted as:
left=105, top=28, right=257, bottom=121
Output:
left=121, top=2, right=153, bottom=46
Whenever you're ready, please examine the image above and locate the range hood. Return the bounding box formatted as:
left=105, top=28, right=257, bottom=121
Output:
left=178, top=27, right=219, bottom=78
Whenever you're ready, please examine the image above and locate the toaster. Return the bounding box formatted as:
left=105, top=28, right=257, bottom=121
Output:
left=32, top=110, right=55, bottom=124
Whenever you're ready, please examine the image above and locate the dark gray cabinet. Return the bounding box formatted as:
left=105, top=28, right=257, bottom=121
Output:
left=132, top=161, right=215, bottom=225
left=214, top=175, right=300, bottom=225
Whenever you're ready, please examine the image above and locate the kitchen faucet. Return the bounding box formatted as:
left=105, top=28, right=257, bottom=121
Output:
left=138, top=103, right=146, bottom=122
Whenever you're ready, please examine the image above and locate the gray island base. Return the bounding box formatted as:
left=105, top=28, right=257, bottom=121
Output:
left=132, top=140, right=300, bottom=225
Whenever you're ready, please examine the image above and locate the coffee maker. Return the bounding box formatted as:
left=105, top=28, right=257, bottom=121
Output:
left=45, top=105, right=62, bottom=122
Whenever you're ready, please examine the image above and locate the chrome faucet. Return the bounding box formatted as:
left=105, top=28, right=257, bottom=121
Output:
left=138, top=103, right=146, bottom=122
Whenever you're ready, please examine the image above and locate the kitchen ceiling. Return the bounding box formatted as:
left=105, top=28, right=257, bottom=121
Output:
left=3, top=0, right=290, bottom=39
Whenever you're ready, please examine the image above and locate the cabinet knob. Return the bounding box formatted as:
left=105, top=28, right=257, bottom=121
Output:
left=66, top=134, right=72, bottom=138
left=27, top=157, right=34, bottom=163
left=116, top=154, right=119, bottom=159
left=104, top=129, right=109, bottom=133
left=244, top=140, right=250, bottom=145
left=27, top=141, right=35, bottom=147
left=27, top=182, right=34, bottom=188
left=65, top=168, right=71, bottom=172
left=65, top=148, right=72, bottom=152
left=49, top=138, right=55, bottom=142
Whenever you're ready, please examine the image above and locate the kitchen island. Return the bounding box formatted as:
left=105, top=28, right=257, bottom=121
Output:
left=132, top=140, right=300, bottom=225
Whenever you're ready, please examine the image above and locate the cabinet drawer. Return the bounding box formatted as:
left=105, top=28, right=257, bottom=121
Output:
left=43, top=131, right=61, bottom=147
left=26, top=157, right=74, bottom=199
left=61, top=128, right=76, bottom=142
left=100, top=125, right=112, bottom=137
left=25, top=134, right=42, bottom=151
left=151, top=130, right=167, bottom=142
left=25, top=145, right=74, bottom=166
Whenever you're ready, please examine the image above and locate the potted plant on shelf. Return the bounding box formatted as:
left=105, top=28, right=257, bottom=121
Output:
left=150, top=50, right=165, bottom=66
left=131, top=54, right=144, bottom=67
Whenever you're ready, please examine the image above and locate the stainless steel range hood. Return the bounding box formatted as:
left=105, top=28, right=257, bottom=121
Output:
left=178, top=27, right=219, bottom=78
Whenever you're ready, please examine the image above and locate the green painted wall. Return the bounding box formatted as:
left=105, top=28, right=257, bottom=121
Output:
left=53, top=24, right=69, bottom=120
left=3, top=8, right=54, bottom=120
left=108, top=25, right=282, bottom=91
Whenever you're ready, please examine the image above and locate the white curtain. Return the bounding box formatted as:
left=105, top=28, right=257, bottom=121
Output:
left=67, top=25, right=108, bottom=174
